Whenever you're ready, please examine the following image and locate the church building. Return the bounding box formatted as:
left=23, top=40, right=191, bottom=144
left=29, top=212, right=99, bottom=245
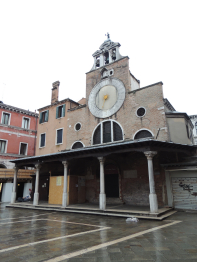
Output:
left=10, top=35, right=197, bottom=216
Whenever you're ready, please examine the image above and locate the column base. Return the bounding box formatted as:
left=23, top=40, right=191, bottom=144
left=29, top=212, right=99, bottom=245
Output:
left=33, top=193, right=39, bottom=206
left=11, top=192, right=16, bottom=204
left=62, top=192, right=68, bottom=207
left=149, top=193, right=158, bottom=213
left=99, top=193, right=106, bottom=210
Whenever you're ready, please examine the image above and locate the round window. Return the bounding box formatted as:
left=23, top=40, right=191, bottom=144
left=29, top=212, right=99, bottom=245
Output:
left=75, top=123, right=81, bottom=131
left=136, top=107, right=146, bottom=117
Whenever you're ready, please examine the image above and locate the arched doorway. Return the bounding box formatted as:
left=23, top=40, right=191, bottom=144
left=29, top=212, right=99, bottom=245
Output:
left=104, top=165, right=119, bottom=198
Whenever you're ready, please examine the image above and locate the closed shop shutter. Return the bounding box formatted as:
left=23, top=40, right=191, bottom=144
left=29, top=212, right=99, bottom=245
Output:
left=172, top=177, right=197, bottom=210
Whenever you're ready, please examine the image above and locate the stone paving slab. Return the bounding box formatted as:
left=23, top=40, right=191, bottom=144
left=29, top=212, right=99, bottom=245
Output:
left=1, top=203, right=197, bottom=261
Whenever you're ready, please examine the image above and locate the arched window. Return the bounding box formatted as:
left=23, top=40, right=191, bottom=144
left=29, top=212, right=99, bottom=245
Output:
left=71, top=141, right=84, bottom=149
left=93, top=120, right=123, bottom=145
left=134, top=130, right=153, bottom=140
left=195, top=122, right=197, bottom=135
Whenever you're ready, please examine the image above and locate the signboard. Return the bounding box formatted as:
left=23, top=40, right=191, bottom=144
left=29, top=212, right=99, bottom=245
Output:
left=56, top=176, right=62, bottom=186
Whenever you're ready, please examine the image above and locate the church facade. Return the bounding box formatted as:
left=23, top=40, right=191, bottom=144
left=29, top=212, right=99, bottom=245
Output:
left=10, top=36, right=196, bottom=213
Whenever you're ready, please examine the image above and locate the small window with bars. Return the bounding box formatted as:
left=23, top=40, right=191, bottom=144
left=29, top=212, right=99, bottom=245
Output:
left=93, top=120, right=123, bottom=145
left=56, top=129, right=63, bottom=144
left=1, top=112, right=10, bottom=125
left=22, top=117, right=30, bottom=129
left=0, top=140, right=7, bottom=153
left=20, top=143, right=27, bottom=155
left=40, top=133, right=46, bottom=147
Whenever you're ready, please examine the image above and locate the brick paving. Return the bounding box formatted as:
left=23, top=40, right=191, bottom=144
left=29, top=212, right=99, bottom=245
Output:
left=0, top=203, right=197, bottom=261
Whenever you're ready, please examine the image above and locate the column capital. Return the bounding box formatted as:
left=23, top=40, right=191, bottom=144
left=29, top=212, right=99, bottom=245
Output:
left=35, top=164, right=41, bottom=170
left=13, top=166, right=19, bottom=172
left=62, top=161, right=68, bottom=167
left=97, top=157, right=105, bottom=163
left=144, top=151, right=157, bottom=160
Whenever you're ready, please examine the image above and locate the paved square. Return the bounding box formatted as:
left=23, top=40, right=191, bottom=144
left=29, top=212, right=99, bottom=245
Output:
left=1, top=203, right=197, bottom=261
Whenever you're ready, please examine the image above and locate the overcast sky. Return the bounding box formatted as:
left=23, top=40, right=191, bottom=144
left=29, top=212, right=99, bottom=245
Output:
left=0, top=0, right=196, bottom=115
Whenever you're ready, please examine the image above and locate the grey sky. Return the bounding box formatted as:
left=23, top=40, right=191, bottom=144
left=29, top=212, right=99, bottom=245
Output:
left=0, top=0, right=196, bottom=115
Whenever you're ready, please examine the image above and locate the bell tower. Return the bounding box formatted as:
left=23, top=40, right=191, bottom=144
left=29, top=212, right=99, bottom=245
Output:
left=91, top=33, right=123, bottom=70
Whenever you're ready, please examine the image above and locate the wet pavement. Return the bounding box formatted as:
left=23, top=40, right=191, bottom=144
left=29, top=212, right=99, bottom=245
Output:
left=0, top=203, right=197, bottom=261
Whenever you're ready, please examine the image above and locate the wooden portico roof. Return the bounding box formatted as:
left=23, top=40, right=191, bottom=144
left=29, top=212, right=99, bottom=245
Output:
left=10, top=138, right=197, bottom=167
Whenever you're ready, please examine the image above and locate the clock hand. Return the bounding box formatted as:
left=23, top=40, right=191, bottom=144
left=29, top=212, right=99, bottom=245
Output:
left=102, top=95, right=108, bottom=109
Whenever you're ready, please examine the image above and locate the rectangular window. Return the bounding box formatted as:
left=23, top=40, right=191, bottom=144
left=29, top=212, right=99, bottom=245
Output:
left=22, top=117, right=30, bottom=129
left=1, top=112, right=10, bottom=125
left=56, top=129, right=63, bottom=144
left=39, top=110, right=49, bottom=124
left=0, top=140, right=7, bottom=153
left=19, top=143, right=28, bottom=155
left=40, top=133, right=46, bottom=147
left=56, top=104, right=65, bottom=119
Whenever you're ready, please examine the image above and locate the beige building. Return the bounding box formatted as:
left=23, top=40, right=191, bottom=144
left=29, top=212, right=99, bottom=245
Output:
left=36, top=81, right=84, bottom=156
left=11, top=36, right=197, bottom=215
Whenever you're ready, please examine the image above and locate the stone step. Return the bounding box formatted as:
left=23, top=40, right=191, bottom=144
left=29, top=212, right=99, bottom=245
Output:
left=106, top=198, right=123, bottom=204
left=6, top=203, right=175, bottom=220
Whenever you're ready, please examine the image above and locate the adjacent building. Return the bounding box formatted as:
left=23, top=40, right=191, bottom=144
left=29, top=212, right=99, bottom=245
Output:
left=10, top=36, right=197, bottom=212
left=0, top=102, right=38, bottom=202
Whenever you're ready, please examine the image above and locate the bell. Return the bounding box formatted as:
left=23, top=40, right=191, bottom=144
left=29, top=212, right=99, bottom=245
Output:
left=96, top=59, right=100, bottom=67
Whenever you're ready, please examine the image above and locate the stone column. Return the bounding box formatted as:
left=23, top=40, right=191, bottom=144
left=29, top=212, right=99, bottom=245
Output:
left=100, top=54, right=104, bottom=67
left=109, top=50, right=112, bottom=63
left=144, top=151, right=158, bottom=213
left=33, top=164, right=41, bottom=206
left=11, top=166, right=19, bottom=204
left=98, top=157, right=106, bottom=210
left=62, top=161, right=68, bottom=207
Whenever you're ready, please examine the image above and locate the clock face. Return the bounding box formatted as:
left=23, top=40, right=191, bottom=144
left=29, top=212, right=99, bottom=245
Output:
left=88, top=78, right=125, bottom=118
left=95, top=85, right=117, bottom=110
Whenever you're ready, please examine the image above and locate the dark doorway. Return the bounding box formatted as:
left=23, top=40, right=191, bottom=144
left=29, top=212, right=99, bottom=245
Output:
left=104, top=164, right=119, bottom=198
left=17, top=182, right=24, bottom=198
left=105, top=174, right=119, bottom=197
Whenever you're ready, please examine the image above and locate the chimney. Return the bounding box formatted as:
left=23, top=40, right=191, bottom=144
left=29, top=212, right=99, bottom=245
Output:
left=51, top=81, right=60, bottom=104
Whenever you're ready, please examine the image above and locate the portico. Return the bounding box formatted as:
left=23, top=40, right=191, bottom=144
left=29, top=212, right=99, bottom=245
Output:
left=10, top=138, right=195, bottom=216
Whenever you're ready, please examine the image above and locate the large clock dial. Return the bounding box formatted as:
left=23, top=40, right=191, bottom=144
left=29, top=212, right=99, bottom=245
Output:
left=88, top=78, right=125, bottom=118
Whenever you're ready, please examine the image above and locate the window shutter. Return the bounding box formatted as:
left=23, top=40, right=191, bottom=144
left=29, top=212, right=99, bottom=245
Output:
left=93, top=125, right=101, bottom=145
left=56, top=107, right=59, bottom=119
left=39, top=112, right=42, bottom=124
left=113, top=122, right=123, bottom=141
left=62, top=104, right=66, bottom=117
left=45, top=110, right=49, bottom=122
